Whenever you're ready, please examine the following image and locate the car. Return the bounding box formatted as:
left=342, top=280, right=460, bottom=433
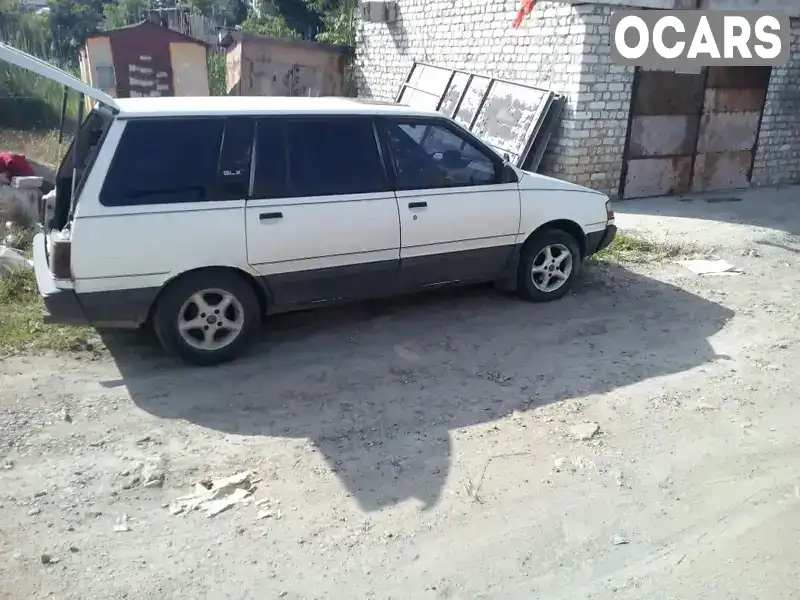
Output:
left=1, top=43, right=616, bottom=367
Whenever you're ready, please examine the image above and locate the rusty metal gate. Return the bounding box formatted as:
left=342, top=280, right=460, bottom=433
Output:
left=621, top=66, right=771, bottom=199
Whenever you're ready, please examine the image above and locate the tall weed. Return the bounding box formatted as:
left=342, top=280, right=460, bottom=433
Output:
left=0, top=7, right=80, bottom=130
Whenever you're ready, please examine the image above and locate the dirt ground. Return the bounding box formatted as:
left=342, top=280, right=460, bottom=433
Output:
left=2, top=186, right=800, bottom=600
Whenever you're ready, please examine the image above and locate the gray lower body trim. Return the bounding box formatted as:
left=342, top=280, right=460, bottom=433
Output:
left=585, top=224, right=617, bottom=256
left=41, top=244, right=525, bottom=329
left=264, top=245, right=519, bottom=310
left=79, top=287, right=160, bottom=328
left=266, top=258, right=400, bottom=308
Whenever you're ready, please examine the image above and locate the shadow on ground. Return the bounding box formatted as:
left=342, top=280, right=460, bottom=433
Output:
left=616, top=186, right=800, bottom=236
left=99, top=262, right=733, bottom=512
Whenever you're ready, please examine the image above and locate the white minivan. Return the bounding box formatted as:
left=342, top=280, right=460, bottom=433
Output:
left=1, top=43, right=616, bottom=366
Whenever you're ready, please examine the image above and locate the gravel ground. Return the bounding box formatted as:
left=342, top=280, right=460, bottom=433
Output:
left=1, top=186, right=799, bottom=600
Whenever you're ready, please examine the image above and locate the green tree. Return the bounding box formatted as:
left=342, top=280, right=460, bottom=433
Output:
left=220, top=0, right=247, bottom=25
left=102, top=0, right=149, bottom=28
left=241, top=5, right=299, bottom=39
left=261, top=0, right=319, bottom=37
left=47, top=0, right=110, bottom=64
left=314, top=0, right=355, bottom=45
left=183, top=0, right=214, bottom=17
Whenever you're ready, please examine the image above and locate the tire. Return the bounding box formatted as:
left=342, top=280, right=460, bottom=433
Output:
left=517, top=229, right=582, bottom=302
left=153, top=270, right=261, bottom=366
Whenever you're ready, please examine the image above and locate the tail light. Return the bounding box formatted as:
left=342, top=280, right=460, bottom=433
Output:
left=49, top=236, right=72, bottom=280
left=606, top=200, right=615, bottom=221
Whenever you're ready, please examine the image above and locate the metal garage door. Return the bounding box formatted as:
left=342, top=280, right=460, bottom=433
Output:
left=621, top=66, right=771, bottom=199
left=693, top=66, right=771, bottom=192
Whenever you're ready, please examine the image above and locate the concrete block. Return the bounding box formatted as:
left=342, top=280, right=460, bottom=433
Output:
left=11, top=176, right=43, bottom=190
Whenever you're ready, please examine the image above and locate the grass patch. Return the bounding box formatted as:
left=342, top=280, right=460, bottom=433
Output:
left=0, top=268, right=96, bottom=355
left=594, top=231, right=696, bottom=263
left=0, top=128, right=68, bottom=165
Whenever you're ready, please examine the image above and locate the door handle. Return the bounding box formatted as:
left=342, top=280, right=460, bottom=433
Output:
left=408, top=201, right=427, bottom=209
left=259, top=212, right=283, bottom=220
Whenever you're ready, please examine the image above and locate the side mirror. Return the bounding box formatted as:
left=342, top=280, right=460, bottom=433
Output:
left=500, top=163, right=518, bottom=183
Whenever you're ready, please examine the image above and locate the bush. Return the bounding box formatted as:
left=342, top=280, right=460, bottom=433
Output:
left=207, top=48, right=227, bottom=96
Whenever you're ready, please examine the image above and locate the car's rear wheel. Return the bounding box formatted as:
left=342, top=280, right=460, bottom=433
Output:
left=153, top=270, right=260, bottom=366
left=517, top=229, right=581, bottom=302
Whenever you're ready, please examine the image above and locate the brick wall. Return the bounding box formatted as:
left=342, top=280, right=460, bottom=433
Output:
left=355, top=1, right=635, bottom=196
left=751, top=20, right=800, bottom=187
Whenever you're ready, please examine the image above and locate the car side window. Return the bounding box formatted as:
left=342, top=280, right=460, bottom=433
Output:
left=100, top=118, right=226, bottom=206
left=252, top=117, right=385, bottom=199
left=384, top=120, right=499, bottom=191
left=288, top=118, right=386, bottom=197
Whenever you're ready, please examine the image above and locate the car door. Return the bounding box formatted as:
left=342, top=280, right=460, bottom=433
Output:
left=378, top=117, right=521, bottom=290
left=245, top=116, right=400, bottom=308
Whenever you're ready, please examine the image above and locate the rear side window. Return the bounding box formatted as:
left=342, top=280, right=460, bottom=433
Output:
left=251, top=117, right=386, bottom=199
left=100, top=118, right=252, bottom=206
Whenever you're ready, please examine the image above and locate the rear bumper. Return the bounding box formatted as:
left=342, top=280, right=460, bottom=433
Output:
left=32, top=232, right=89, bottom=325
left=585, top=224, right=617, bottom=256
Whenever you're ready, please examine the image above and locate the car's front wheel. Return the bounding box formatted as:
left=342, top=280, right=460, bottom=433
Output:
left=153, top=270, right=260, bottom=366
left=517, top=229, right=581, bottom=302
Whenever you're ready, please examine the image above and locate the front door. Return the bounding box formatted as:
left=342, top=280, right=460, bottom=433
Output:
left=378, top=117, right=521, bottom=289
left=245, top=117, right=400, bottom=307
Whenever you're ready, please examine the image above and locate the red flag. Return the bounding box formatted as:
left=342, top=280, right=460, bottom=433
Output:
left=513, top=0, right=536, bottom=28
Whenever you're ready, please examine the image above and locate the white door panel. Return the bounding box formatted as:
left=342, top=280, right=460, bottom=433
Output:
left=245, top=193, right=400, bottom=272
left=397, top=186, right=520, bottom=253
left=396, top=184, right=520, bottom=288
left=379, top=117, right=521, bottom=287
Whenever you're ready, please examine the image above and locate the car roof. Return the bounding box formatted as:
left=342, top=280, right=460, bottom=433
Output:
left=114, top=96, right=440, bottom=119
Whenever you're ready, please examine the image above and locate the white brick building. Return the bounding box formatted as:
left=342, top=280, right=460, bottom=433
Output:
left=355, top=0, right=800, bottom=198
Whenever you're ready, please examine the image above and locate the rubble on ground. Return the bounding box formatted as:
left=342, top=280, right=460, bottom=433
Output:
left=0, top=151, right=54, bottom=230
left=169, top=471, right=257, bottom=518
left=570, top=422, right=600, bottom=441
left=3, top=220, right=33, bottom=248
left=0, top=244, right=32, bottom=278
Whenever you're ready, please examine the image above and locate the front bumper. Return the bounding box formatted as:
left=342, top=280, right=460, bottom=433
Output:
left=585, top=223, right=617, bottom=256
left=32, top=232, right=89, bottom=325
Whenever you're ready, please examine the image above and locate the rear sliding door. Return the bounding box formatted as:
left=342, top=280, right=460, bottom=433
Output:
left=245, top=116, right=401, bottom=307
